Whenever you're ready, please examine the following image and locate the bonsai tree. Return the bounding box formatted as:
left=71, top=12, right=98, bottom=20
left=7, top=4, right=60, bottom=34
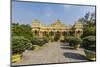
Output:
left=70, top=37, right=82, bottom=49
left=60, top=35, right=71, bottom=42
left=31, top=36, right=49, bottom=46
left=65, top=36, right=82, bottom=49
left=42, top=36, right=49, bottom=43
left=82, top=36, right=96, bottom=60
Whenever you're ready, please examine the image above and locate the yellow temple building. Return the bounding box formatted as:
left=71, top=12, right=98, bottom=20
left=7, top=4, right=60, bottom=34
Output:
left=31, top=19, right=83, bottom=40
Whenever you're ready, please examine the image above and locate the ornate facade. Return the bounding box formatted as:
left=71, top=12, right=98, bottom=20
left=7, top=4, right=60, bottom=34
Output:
left=31, top=20, right=83, bottom=40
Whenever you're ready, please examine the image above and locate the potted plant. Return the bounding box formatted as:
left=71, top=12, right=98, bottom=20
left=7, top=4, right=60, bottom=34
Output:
left=82, top=36, right=96, bottom=61
left=12, top=36, right=31, bottom=63
left=64, top=36, right=82, bottom=49
left=70, top=37, right=82, bottom=50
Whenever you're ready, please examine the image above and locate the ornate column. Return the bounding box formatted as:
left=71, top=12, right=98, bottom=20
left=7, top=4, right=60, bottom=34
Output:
left=60, top=30, right=63, bottom=41
left=48, top=30, right=49, bottom=36
left=39, top=30, right=43, bottom=37
left=37, top=30, right=39, bottom=36
left=54, top=30, right=56, bottom=36
left=34, top=30, right=37, bottom=36
left=75, top=30, right=77, bottom=37
left=60, top=30, right=62, bottom=37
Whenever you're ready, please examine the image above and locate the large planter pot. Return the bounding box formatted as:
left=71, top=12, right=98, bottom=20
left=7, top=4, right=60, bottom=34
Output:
left=84, top=49, right=96, bottom=61
left=73, top=44, right=80, bottom=50
left=12, top=54, right=22, bottom=63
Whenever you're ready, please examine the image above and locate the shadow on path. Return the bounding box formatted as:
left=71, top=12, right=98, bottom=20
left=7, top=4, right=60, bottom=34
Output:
left=60, top=42, right=73, bottom=50
left=63, top=52, right=87, bottom=60
left=60, top=42, right=69, bottom=46
left=60, top=46, right=73, bottom=50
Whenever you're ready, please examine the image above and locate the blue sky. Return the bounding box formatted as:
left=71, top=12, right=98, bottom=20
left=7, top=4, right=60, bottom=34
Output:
left=12, top=1, right=95, bottom=25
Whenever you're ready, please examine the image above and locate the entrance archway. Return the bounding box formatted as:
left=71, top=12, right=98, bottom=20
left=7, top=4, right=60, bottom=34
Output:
left=54, top=31, right=61, bottom=41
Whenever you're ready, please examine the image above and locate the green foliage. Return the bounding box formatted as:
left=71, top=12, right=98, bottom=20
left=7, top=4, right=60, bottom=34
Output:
left=78, top=12, right=95, bottom=27
left=42, top=36, right=49, bottom=43
left=79, top=12, right=96, bottom=38
left=12, top=23, right=33, bottom=40
left=63, top=32, right=71, bottom=37
left=79, top=12, right=96, bottom=52
left=61, top=36, right=72, bottom=42
left=31, top=36, right=49, bottom=46
left=64, top=36, right=82, bottom=46
left=64, top=36, right=73, bottom=42
left=81, top=26, right=96, bottom=38
left=82, top=36, right=96, bottom=51
left=12, top=36, right=32, bottom=54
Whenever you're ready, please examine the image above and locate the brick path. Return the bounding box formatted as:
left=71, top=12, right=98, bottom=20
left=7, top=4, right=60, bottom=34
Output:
left=12, top=42, right=88, bottom=66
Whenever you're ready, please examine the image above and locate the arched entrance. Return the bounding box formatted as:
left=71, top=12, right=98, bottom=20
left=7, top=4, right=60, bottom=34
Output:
left=54, top=31, right=61, bottom=41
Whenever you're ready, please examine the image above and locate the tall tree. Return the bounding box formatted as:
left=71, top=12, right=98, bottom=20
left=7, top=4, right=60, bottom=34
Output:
left=12, top=23, right=33, bottom=40
left=78, top=12, right=96, bottom=38
left=78, top=12, right=96, bottom=27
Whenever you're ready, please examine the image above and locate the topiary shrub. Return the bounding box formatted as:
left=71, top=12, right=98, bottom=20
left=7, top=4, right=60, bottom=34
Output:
left=31, top=37, right=39, bottom=45
left=71, top=37, right=82, bottom=46
left=64, top=36, right=74, bottom=46
left=31, top=36, right=48, bottom=46
left=12, top=36, right=32, bottom=55
left=82, top=36, right=96, bottom=60
left=82, top=36, right=96, bottom=51
left=64, top=36, right=71, bottom=42
left=42, top=36, right=49, bottom=43
left=64, top=36, right=82, bottom=49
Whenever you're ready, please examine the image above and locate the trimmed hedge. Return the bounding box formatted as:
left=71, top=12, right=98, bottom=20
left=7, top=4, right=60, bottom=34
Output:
left=82, top=36, right=96, bottom=51
left=64, top=36, right=82, bottom=46
left=42, top=36, right=49, bottom=43
left=12, top=36, right=32, bottom=54
left=31, top=36, right=49, bottom=46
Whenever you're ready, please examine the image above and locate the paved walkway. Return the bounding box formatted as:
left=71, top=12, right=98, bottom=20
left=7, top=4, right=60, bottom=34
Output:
left=12, top=42, right=88, bottom=66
